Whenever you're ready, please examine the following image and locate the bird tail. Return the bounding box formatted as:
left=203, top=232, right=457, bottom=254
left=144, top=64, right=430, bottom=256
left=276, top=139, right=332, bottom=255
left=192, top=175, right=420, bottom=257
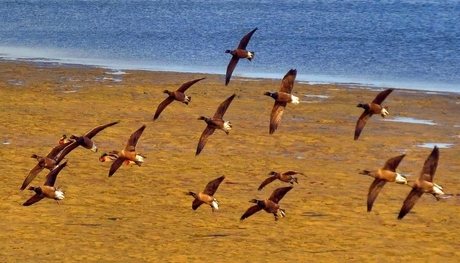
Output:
left=359, top=170, right=371, bottom=175
left=279, top=208, right=286, bottom=218
left=247, top=52, right=254, bottom=61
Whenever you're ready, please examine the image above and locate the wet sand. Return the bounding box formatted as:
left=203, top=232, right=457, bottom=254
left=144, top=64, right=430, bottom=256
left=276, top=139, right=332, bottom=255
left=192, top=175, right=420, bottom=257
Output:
left=0, top=60, right=459, bottom=262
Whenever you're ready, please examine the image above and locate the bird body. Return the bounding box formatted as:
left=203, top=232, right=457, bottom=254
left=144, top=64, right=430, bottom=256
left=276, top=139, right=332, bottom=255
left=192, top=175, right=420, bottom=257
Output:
left=361, top=154, right=406, bottom=212
left=198, top=117, right=232, bottom=134
left=196, top=94, right=236, bottom=155
left=225, top=28, right=258, bottom=86
left=186, top=176, right=225, bottom=212
left=59, top=135, right=73, bottom=144
left=100, top=151, right=146, bottom=166
left=21, top=141, right=72, bottom=191
left=361, top=168, right=406, bottom=183
left=153, top=78, right=205, bottom=120
left=99, top=152, right=119, bottom=162
left=187, top=192, right=220, bottom=211
left=23, top=161, right=68, bottom=206
left=357, top=103, right=389, bottom=118
left=258, top=170, right=303, bottom=191
left=398, top=146, right=444, bottom=220
left=56, top=121, right=119, bottom=164
left=264, top=69, right=298, bottom=134
left=354, top=89, right=393, bottom=140
left=225, top=49, right=254, bottom=60
left=264, top=92, right=299, bottom=104
left=30, top=154, right=57, bottom=169
left=70, top=135, right=98, bottom=152
left=108, top=125, right=146, bottom=177
left=240, top=186, right=293, bottom=221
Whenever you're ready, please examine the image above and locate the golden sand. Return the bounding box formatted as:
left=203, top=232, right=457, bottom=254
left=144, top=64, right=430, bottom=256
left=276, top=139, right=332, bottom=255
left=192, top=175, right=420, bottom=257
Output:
left=0, top=60, right=459, bottom=262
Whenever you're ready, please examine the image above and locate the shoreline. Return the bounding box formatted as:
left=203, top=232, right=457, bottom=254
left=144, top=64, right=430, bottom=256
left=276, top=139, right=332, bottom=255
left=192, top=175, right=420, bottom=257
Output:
left=1, top=56, right=459, bottom=94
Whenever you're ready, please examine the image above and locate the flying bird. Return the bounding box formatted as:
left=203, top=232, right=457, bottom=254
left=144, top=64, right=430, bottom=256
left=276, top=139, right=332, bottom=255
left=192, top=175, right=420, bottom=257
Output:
left=108, top=125, right=146, bottom=177
left=225, top=27, right=258, bottom=86
left=153, top=77, right=206, bottom=121
left=99, top=152, right=119, bottom=163
left=196, top=93, right=236, bottom=156
left=398, top=146, right=444, bottom=220
left=20, top=141, right=71, bottom=191
left=354, top=89, right=393, bottom=140
left=23, top=161, right=68, bottom=206
left=258, top=170, right=304, bottom=191
left=59, top=135, right=73, bottom=144
left=186, top=176, right=225, bottom=212
left=100, top=150, right=146, bottom=166
left=263, top=69, right=299, bottom=134
left=55, top=121, right=119, bottom=164
left=240, top=186, right=293, bottom=221
left=360, top=154, right=407, bottom=212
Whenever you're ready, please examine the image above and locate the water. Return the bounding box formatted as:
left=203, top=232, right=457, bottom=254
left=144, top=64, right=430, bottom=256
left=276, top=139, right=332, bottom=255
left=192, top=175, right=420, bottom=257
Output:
left=0, top=0, right=459, bottom=93
left=415, top=143, right=453, bottom=148
left=382, top=116, right=437, bottom=125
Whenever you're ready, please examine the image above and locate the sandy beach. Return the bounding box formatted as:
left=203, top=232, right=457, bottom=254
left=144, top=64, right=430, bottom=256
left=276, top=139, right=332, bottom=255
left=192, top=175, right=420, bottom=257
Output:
left=0, top=60, right=459, bottom=262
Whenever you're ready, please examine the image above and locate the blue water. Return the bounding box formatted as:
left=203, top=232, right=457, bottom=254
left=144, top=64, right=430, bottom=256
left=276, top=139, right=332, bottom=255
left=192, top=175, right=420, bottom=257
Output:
left=0, top=0, right=459, bottom=92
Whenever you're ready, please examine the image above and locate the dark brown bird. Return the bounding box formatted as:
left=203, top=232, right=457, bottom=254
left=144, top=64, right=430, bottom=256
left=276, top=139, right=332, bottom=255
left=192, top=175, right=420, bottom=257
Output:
left=354, top=88, right=393, bottom=140
left=23, top=161, right=68, bottom=206
left=258, top=170, right=305, bottom=191
left=240, top=186, right=293, bottom=221
left=263, top=69, right=299, bottom=134
left=153, top=77, right=206, bottom=121
left=225, top=27, right=258, bottom=86
left=186, top=176, right=225, bottom=212
left=20, top=141, right=72, bottom=191
left=398, top=146, right=444, bottom=220
left=55, top=121, right=119, bottom=164
left=360, top=154, right=407, bottom=212
left=196, top=93, right=236, bottom=156
left=108, top=125, right=146, bottom=177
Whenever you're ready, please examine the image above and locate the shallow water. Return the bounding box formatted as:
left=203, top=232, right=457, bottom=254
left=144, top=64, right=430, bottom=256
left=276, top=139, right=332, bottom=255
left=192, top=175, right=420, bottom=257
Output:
left=415, top=143, right=453, bottom=149
left=304, top=95, right=330, bottom=99
left=0, top=0, right=459, bottom=92
left=383, top=116, right=437, bottom=125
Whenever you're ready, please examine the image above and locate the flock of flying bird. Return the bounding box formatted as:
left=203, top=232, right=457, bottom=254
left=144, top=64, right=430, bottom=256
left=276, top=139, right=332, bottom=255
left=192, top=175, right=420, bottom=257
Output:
left=19, top=27, right=446, bottom=221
